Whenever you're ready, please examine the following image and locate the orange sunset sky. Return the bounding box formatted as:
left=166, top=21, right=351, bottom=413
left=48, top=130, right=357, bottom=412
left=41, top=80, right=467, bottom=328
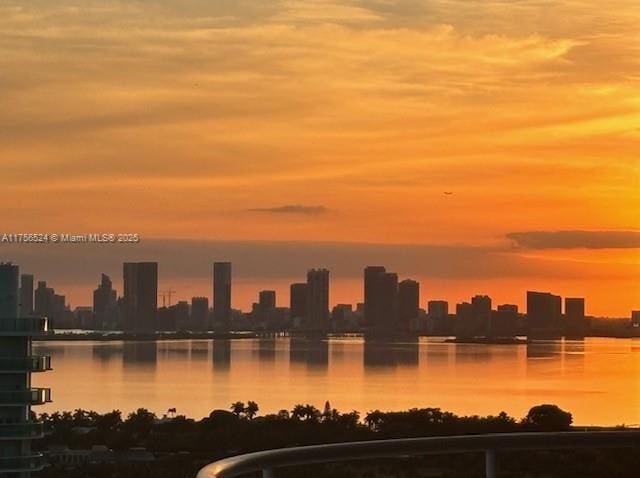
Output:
left=0, top=1, right=638, bottom=315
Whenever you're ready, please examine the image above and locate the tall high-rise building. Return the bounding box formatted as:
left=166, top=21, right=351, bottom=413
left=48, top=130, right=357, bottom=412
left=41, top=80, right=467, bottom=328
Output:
left=365, top=266, right=400, bottom=335
left=565, top=298, right=585, bottom=321
left=0, top=263, right=19, bottom=318
left=527, top=291, right=562, bottom=339
left=93, top=273, right=118, bottom=329
left=34, top=281, right=54, bottom=319
left=213, top=262, right=232, bottom=329
left=0, top=263, right=51, bottom=477
left=378, top=272, right=399, bottom=335
left=32, top=280, right=69, bottom=328
left=307, top=269, right=330, bottom=332
left=398, top=279, right=419, bottom=331
left=471, top=295, right=492, bottom=336
left=565, top=297, right=587, bottom=338
left=123, top=262, right=158, bottom=333
left=290, top=283, right=308, bottom=320
left=364, top=266, right=386, bottom=327
left=19, top=273, right=34, bottom=318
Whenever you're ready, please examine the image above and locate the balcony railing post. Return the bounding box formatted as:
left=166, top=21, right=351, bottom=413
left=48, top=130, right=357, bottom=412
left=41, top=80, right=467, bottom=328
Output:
left=485, top=449, right=496, bottom=478
left=262, top=467, right=275, bottom=478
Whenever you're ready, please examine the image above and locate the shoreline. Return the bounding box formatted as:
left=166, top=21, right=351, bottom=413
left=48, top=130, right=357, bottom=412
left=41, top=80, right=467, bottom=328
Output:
left=35, top=331, right=640, bottom=342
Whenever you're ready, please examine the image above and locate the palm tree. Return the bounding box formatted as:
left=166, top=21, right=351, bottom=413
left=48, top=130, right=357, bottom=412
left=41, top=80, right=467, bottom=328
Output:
left=230, top=401, right=246, bottom=417
left=245, top=401, right=259, bottom=419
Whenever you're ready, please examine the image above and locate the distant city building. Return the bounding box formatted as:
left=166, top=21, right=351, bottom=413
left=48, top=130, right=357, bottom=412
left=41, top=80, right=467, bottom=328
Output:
left=19, top=273, right=34, bottom=317
left=398, top=279, right=419, bottom=331
left=364, top=266, right=400, bottom=336
left=378, top=272, right=399, bottom=335
left=565, top=298, right=585, bottom=321
left=93, top=274, right=118, bottom=329
left=52, top=293, right=72, bottom=328
left=527, top=291, right=562, bottom=339
left=33, top=281, right=70, bottom=328
left=471, top=295, right=492, bottom=320
left=631, top=311, right=640, bottom=327
left=490, top=304, right=519, bottom=338
left=74, top=306, right=94, bottom=329
left=0, top=263, right=20, bottom=317
left=259, top=290, right=276, bottom=310
left=213, top=262, right=232, bottom=329
left=255, top=290, right=277, bottom=325
left=332, top=303, right=354, bottom=330
left=191, top=297, right=209, bottom=330
left=169, top=301, right=190, bottom=331
left=364, top=266, right=387, bottom=327
left=0, top=262, right=52, bottom=477
left=428, top=300, right=449, bottom=319
left=289, top=283, right=308, bottom=320
left=123, top=262, right=158, bottom=333
left=454, top=296, right=493, bottom=338
left=34, top=281, right=54, bottom=319
left=307, top=269, right=330, bottom=331
left=455, top=301, right=474, bottom=337
left=565, top=297, right=587, bottom=338
left=497, top=304, right=518, bottom=313
left=427, top=300, right=449, bottom=335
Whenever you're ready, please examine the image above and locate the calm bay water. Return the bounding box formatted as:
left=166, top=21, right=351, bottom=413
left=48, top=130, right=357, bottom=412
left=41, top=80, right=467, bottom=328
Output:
left=32, top=337, right=640, bottom=426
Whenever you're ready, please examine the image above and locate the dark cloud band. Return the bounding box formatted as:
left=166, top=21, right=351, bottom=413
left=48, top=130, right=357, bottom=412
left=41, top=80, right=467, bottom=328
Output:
left=248, top=205, right=328, bottom=215
left=507, top=230, right=640, bottom=249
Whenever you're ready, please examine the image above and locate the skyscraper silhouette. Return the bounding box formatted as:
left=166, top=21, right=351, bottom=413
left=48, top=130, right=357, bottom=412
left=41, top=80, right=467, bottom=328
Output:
left=378, top=272, right=398, bottom=335
left=565, top=297, right=587, bottom=338
left=527, top=291, right=562, bottom=339
left=307, top=269, right=330, bottom=332
left=93, top=273, right=118, bottom=329
left=398, top=279, right=419, bottom=332
left=123, top=262, right=158, bottom=333
left=213, top=262, right=232, bottom=330
left=289, top=283, right=308, bottom=321
left=364, top=266, right=386, bottom=328
left=19, top=273, right=34, bottom=318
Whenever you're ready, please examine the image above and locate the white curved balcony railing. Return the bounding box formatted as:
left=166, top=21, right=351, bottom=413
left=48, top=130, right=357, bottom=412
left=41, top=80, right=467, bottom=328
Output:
left=197, top=430, right=640, bottom=478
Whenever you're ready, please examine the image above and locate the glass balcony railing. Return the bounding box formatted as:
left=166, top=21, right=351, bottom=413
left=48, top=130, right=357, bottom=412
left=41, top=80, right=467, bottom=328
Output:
left=0, top=388, right=52, bottom=405
left=0, top=317, right=48, bottom=335
left=0, top=422, right=45, bottom=439
left=0, top=356, right=52, bottom=372
left=0, top=454, right=47, bottom=472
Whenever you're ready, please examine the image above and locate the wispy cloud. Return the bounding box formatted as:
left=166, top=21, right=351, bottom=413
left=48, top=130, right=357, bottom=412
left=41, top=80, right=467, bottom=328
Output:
left=248, top=205, right=328, bottom=215
left=507, top=230, right=640, bottom=249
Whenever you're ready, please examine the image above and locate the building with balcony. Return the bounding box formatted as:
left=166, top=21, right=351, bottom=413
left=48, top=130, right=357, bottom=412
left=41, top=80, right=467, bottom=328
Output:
left=0, top=262, right=52, bottom=477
